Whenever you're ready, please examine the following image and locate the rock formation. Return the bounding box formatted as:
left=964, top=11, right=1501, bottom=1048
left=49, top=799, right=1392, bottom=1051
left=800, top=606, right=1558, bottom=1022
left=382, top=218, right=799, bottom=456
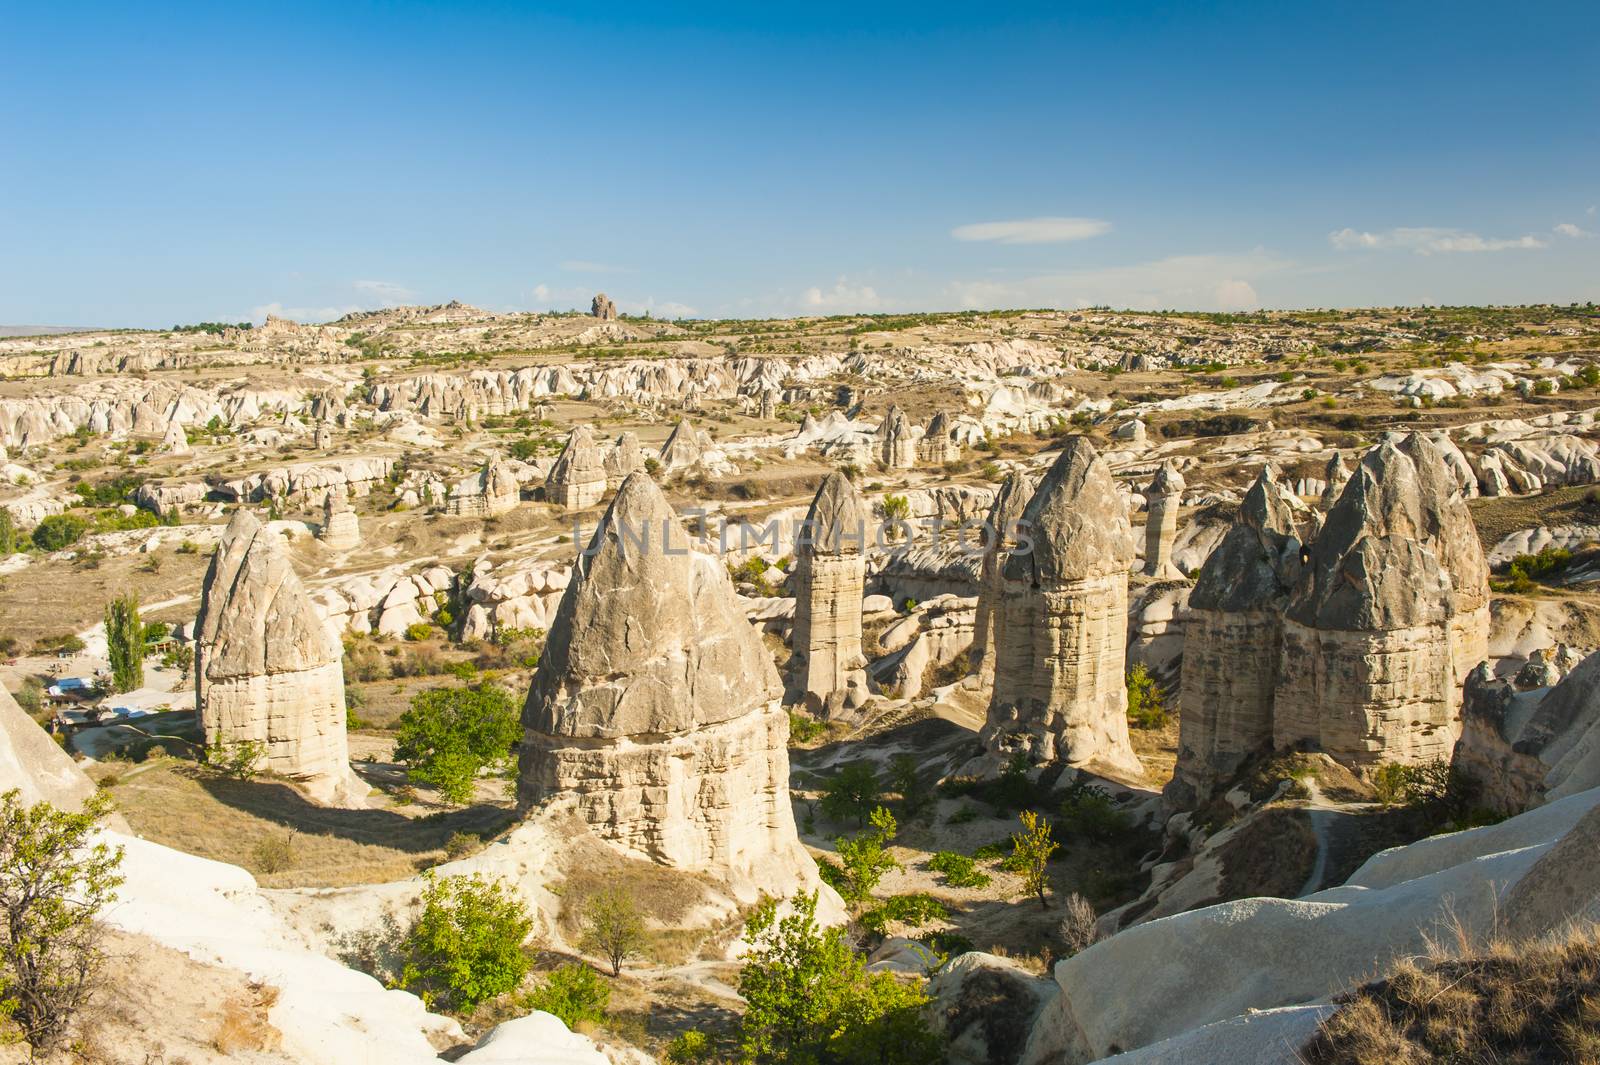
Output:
left=194, top=509, right=365, bottom=806
left=1320, top=451, right=1350, bottom=510
left=604, top=431, right=643, bottom=488
left=517, top=472, right=816, bottom=896
left=792, top=472, right=870, bottom=717
left=876, top=404, right=916, bottom=469
left=1454, top=649, right=1600, bottom=814
left=1141, top=461, right=1185, bottom=579
left=1274, top=441, right=1460, bottom=768
left=446, top=456, right=520, bottom=517
left=1168, top=467, right=1302, bottom=807
left=160, top=419, right=189, bottom=455
left=590, top=292, right=617, bottom=320
left=657, top=416, right=702, bottom=473
left=1397, top=431, right=1492, bottom=690
left=319, top=490, right=360, bottom=550
left=545, top=426, right=608, bottom=509
left=917, top=411, right=960, bottom=465
left=759, top=389, right=778, bottom=420
left=982, top=438, right=1141, bottom=775
left=971, top=471, right=1036, bottom=696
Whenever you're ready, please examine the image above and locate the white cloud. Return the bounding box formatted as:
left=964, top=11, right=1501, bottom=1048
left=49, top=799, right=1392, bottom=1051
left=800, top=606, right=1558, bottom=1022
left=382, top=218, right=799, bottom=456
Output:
left=621, top=296, right=698, bottom=319
left=352, top=279, right=415, bottom=302
left=951, top=216, right=1112, bottom=245
left=802, top=278, right=883, bottom=312
left=943, top=250, right=1288, bottom=312
left=1213, top=279, right=1260, bottom=311
left=250, top=301, right=365, bottom=324
left=1329, top=226, right=1547, bottom=254
left=1555, top=222, right=1594, bottom=239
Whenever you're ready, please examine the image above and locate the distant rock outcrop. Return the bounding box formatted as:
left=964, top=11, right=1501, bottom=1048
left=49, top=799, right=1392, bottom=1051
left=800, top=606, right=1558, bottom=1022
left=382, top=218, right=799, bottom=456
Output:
left=1141, top=461, right=1185, bottom=579
left=195, top=509, right=365, bottom=806
left=604, top=431, right=643, bottom=488
left=319, top=489, right=360, bottom=550
left=876, top=404, right=916, bottom=469
left=657, top=416, right=703, bottom=473
left=517, top=472, right=817, bottom=897
left=545, top=426, right=608, bottom=509
left=982, top=439, right=1140, bottom=775
left=917, top=411, right=960, bottom=465
left=792, top=472, right=870, bottom=717
left=446, top=456, right=520, bottom=517
left=590, top=293, right=617, bottom=321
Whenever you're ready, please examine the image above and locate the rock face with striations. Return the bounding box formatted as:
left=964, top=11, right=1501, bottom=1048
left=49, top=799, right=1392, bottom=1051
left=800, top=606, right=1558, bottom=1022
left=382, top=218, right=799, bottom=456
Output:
left=590, top=293, right=617, bottom=320
left=792, top=472, right=870, bottom=717
left=1141, top=460, right=1186, bottom=579
left=1274, top=441, right=1460, bottom=767
left=917, top=411, right=960, bottom=465
left=545, top=426, right=609, bottom=509
left=517, top=472, right=816, bottom=896
left=1168, top=466, right=1303, bottom=807
left=318, top=489, right=360, bottom=550
left=195, top=510, right=365, bottom=807
left=876, top=404, right=917, bottom=469
left=971, top=470, right=1036, bottom=696
left=982, top=439, right=1140, bottom=775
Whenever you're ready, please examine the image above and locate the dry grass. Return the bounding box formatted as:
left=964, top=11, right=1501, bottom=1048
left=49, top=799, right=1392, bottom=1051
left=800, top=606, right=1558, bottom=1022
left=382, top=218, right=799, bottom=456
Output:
left=212, top=985, right=282, bottom=1055
left=1304, top=925, right=1600, bottom=1065
left=1469, top=485, right=1600, bottom=554
left=101, top=759, right=516, bottom=886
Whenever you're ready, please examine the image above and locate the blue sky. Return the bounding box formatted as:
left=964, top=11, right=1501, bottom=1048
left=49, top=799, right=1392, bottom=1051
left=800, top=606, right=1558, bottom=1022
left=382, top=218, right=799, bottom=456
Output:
left=2, top=1, right=1597, bottom=326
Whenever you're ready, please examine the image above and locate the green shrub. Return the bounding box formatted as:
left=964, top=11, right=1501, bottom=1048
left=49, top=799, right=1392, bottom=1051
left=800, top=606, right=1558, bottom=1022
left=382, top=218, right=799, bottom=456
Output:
left=404, top=622, right=434, bottom=642
left=205, top=738, right=264, bottom=780
left=737, top=892, right=943, bottom=1065
left=926, top=851, right=991, bottom=889
left=1058, top=779, right=1132, bottom=843
left=788, top=711, right=826, bottom=745
left=1125, top=663, right=1166, bottom=729
left=834, top=807, right=899, bottom=904
left=30, top=514, right=87, bottom=552
left=0, top=789, right=125, bottom=1051
left=399, top=872, right=533, bottom=1012
left=821, top=762, right=881, bottom=827
left=859, top=893, right=949, bottom=936
left=519, top=962, right=609, bottom=1029
left=665, top=1029, right=712, bottom=1063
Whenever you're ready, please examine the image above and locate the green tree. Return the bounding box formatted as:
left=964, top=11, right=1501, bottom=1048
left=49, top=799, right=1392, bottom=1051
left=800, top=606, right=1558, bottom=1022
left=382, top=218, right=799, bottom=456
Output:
left=736, top=892, right=942, bottom=1065
left=0, top=790, right=125, bottom=1051
left=392, top=684, right=520, bottom=804
left=1012, top=810, right=1059, bottom=910
left=833, top=807, right=899, bottom=905
left=888, top=754, right=932, bottom=818
left=398, top=872, right=533, bottom=1012
left=0, top=509, right=15, bottom=555
left=518, top=962, right=609, bottom=1029
left=30, top=514, right=87, bottom=552
left=104, top=594, right=144, bottom=694
left=821, top=763, right=881, bottom=827
left=578, top=888, right=647, bottom=977
left=1125, top=663, right=1166, bottom=729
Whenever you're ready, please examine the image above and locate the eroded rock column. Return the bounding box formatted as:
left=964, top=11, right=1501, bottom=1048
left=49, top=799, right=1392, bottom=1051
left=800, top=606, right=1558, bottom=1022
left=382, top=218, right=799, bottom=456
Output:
left=792, top=472, right=869, bottom=717
left=195, top=509, right=366, bottom=807
left=981, top=438, right=1141, bottom=776
left=1142, top=461, right=1185, bottom=579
